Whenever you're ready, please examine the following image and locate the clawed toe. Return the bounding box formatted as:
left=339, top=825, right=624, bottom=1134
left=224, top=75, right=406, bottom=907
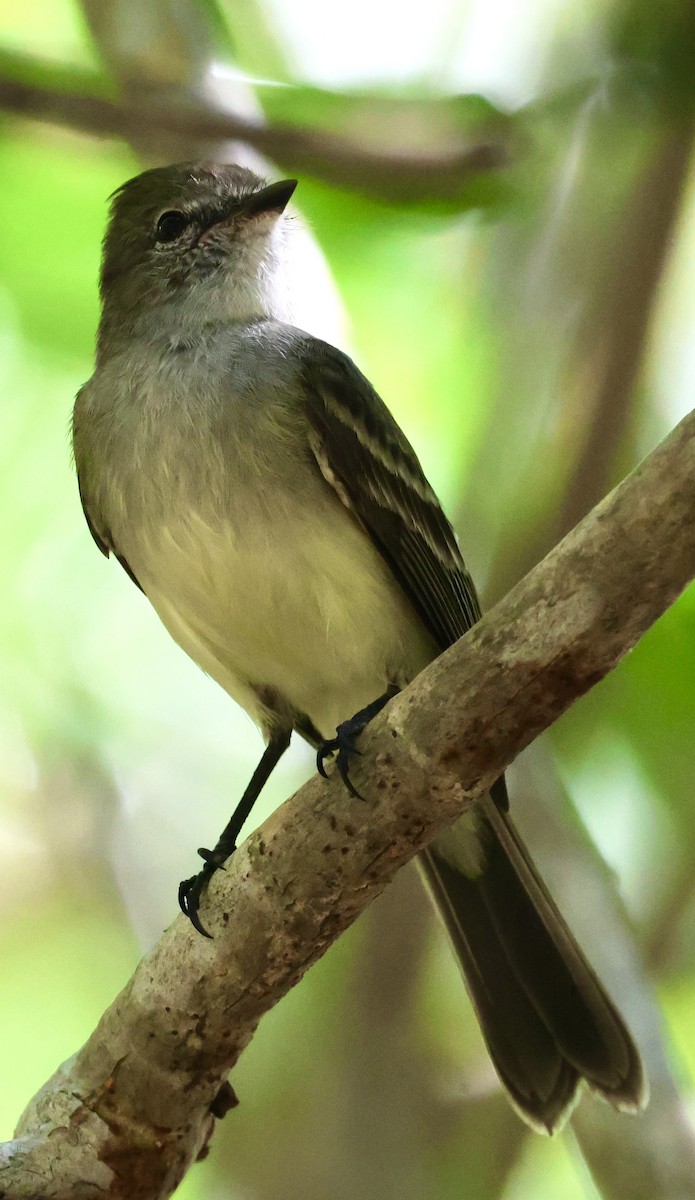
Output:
left=179, top=848, right=230, bottom=938
left=178, top=871, right=214, bottom=938
left=316, top=689, right=398, bottom=798
left=316, top=725, right=364, bottom=799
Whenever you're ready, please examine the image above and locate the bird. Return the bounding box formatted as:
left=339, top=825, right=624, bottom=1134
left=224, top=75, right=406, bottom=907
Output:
left=72, top=161, right=646, bottom=1133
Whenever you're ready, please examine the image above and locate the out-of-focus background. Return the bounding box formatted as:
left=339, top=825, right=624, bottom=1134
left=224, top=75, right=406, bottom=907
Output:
left=1, top=1, right=695, bottom=1197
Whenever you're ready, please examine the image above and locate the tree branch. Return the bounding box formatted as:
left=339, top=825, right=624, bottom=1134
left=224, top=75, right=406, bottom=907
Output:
left=0, top=55, right=506, bottom=203
left=2, top=408, right=694, bottom=1198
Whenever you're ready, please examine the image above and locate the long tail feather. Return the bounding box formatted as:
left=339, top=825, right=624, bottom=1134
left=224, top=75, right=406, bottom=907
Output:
left=419, top=795, right=646, bottom=1133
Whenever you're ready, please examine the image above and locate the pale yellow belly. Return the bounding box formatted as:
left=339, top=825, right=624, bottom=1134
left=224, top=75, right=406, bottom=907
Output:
left=130, top=502, right=435, bottom=740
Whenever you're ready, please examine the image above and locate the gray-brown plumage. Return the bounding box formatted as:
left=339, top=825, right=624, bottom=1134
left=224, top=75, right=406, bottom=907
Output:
left=73, top=162, right=647, bottom=1133
left=301, top=338, right=645, bottom=1132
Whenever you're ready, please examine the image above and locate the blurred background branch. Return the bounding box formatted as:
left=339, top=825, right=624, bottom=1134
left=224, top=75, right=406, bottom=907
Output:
left=1, top=0, right=694, bottom=1198
left=0, top=45, right=507, bottom=202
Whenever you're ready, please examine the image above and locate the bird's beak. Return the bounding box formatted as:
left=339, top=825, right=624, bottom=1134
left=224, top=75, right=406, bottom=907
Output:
left=241, top=179, right=298, bottom=219
left=200, top=178, right=298, bottom=243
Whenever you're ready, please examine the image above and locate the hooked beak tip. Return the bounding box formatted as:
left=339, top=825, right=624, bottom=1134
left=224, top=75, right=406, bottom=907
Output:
left=243, top=178, right=298, bottom=219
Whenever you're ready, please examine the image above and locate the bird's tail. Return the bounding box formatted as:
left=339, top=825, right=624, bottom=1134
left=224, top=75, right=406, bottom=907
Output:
left=419, top=792, right=646, bottom=1133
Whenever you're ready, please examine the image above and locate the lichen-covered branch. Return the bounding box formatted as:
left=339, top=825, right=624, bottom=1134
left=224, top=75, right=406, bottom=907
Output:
left=1, top=408, right=694, bottom=1199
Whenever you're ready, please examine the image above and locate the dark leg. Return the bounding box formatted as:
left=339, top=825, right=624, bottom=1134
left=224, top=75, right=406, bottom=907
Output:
left=316, top=685, right=399, bottom=799
left=179, top=729, right=291, bottom=937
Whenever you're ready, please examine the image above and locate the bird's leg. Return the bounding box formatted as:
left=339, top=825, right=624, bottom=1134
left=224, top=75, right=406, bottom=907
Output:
left=179, top=729, right=291, bottom=937
left=316, top=685, right=400, bottom=799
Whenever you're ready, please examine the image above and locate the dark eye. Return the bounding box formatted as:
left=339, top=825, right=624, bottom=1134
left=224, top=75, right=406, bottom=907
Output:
left=155, top=210, right=189, bottom=243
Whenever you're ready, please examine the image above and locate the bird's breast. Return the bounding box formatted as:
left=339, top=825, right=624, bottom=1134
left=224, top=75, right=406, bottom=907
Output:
left=79, top=349, right=435, bottom=738
left=135, top=480, right=434, bottom=738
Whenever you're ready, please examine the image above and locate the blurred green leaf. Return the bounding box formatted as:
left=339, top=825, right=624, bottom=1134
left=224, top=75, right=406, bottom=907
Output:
left=1, top=1, right=694, bottom=1197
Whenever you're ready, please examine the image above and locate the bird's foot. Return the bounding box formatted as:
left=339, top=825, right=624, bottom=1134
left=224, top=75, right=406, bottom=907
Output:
left=317, top=718, right=366, bottom=798
left=316, top=688, right=399, bottom=799
left=178, top=845, right=232, bottom=938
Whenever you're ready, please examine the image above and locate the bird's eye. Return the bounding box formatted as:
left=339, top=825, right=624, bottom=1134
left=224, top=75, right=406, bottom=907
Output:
left=155, top=210, right=189, bottom=243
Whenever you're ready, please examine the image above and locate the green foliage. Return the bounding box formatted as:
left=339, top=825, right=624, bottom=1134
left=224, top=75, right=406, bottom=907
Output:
left=0, top=0, right=694, bottom=1197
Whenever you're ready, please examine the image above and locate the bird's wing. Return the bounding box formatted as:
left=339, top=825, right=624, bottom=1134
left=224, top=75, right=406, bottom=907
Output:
left=300, top=338, right=481, bottom=651
left=77, top=477, right=144, bottom=593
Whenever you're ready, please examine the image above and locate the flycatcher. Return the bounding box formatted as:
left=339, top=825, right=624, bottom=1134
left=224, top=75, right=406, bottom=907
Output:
left=72, top=162, right=646, bottom=1132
